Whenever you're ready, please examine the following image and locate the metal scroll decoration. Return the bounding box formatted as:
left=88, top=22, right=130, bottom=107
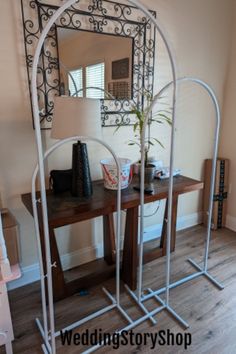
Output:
left=21, top=0, right=156, bottom=129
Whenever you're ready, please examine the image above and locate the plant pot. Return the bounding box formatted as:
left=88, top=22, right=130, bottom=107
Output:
left=133, top=163, right=156, bottom=183
left=144, top=164, right=156, bottom=183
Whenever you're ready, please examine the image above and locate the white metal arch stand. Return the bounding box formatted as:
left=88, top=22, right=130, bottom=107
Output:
left=31, top=0, right=188, bottom=352
left=31, top=136, right=132, bottom=354
left=30, top=1, right=223, bottom=353
left=125, top=76, right=224, bottom=320
left=30, top=1, right=184, bottom=352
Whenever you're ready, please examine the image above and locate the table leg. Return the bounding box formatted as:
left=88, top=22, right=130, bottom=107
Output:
left=122, top=206, right=139, bottom=290
left=103, top=214, right=116, bottom=265
left=39, top=226, right=66, bottom=301
left=161, top=195, right=178, bottom=255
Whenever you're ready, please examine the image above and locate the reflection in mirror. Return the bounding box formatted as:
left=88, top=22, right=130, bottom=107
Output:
left=57, top=28, right=133, bottom=100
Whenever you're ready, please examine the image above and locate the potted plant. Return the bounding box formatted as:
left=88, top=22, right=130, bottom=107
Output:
left=129, top=96, right=172, bottom=182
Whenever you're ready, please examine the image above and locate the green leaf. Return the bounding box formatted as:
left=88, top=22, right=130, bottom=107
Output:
left=127, top=140, right=140, bottom=147
left=133, top=122, right=139, bottom=132
left=151, top=138, right=165, bottom=148
left=150, top=119, right=164, bottom=124
left=131, top=107, right=143, bottom=122
left=157, top=113, right=171, bottom=119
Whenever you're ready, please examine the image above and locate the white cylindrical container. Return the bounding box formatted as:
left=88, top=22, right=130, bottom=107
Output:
left=101, top=158, right=132, bottom=190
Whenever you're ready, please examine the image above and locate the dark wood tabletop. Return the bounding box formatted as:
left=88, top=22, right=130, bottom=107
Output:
left=21, top=175, right=203, bottom=229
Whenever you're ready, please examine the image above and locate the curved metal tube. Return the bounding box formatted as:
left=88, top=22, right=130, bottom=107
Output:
left=31, top=2, right=78, bottom=352
left=59, top=61, right=78, bottom=96
left=169, top=77, right=220, bottom=271
left=128, top=0, right=178, bottom=303
left=72, top=86, right=115, bottom=99
left=142, top=76, right=221, bottom=277
left=30, top=2, right=120, bottom=352
left=31, top=135, right=121, bottom=352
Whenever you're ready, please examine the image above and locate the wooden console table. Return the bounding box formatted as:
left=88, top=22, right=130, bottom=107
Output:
left=21, top=175, right=203, bottom=301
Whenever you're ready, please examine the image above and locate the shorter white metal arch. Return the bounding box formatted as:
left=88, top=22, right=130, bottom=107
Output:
left=126, top=76, right=224, bottom=317
left=31, top=135, right=126, bottom=353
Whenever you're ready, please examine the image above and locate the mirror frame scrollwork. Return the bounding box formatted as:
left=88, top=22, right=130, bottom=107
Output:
left=21, top=0, right=156, bottom=129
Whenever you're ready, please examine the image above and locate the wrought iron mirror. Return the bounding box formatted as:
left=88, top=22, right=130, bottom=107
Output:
left=21, top=0, right=156, bottom=129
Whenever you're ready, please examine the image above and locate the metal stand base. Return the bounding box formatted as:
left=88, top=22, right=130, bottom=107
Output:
left=127, top=258, right=224, bottom=304
left=37, top=279, right=193, bottom=353
left=125, top=285, right=189, bottom=329
left=187, top=258, right=224, bottom=290
left=123, top=257, right=224, bottom=331
left=36, top=287, right=133, bottom=354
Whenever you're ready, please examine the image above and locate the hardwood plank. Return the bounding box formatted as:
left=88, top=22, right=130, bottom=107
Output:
left=2, top=225, right=236, bottom=354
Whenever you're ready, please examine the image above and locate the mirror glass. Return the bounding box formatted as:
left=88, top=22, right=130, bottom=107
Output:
left=57, top=28, right=133, bottom=100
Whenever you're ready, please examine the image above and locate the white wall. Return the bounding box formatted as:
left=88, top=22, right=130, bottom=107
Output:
left=219, top=1, right=236, bottom=231
left=0, top=0, right=234, bottom=288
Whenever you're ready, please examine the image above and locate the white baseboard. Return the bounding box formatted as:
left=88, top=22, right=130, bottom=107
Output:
left=177, top=211, right=203, bottom=231
left=8, top=245, right=102, bottom=290
left=226, top=215, right=236, bottom=232
left=144, top=211, right=202, bottom=242
left=8, top=211, right=202, bottom=290
left=7, top=263, right=41, bottom=291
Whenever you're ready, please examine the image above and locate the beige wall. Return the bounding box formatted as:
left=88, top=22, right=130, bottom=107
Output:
left=0, top=0, right=234, bottom=286
left=0, top=1, right=39, bottom=267
left=219, top=1, right=236, bottom=231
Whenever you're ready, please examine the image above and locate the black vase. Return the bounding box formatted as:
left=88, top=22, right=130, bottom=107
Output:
left=71, top=141, right=93, bottom=197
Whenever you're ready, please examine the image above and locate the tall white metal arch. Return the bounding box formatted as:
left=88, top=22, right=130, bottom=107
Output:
left=30, top=1, right=224, bottom=353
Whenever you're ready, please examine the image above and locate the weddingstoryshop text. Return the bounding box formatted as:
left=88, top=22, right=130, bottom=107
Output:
left=60, top=328, right=192, bottom=350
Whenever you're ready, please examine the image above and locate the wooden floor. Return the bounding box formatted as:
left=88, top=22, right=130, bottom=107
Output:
left=1, top=225, right=236, bottom=354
